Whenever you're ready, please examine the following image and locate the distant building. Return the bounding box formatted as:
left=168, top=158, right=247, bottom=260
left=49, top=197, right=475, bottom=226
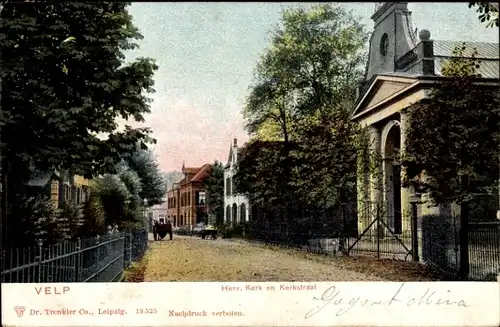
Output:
left=27, top=170, right=91, bottom=209
left=166, top=163, right=211, bottom=227
left=146, top=201, right=168, bottom=232
left=223, top=138, right=250, bottom=225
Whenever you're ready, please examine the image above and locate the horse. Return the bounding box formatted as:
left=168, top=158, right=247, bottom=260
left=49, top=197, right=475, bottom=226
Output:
left=153, top=220, right=173, bottom=241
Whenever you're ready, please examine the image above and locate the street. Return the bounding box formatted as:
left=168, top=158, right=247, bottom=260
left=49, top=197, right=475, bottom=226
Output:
left=136, top=235, right=440, bottom=282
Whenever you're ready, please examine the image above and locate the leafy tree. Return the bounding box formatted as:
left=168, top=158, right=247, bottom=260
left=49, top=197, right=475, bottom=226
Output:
left=244, top=4, right=368, bottom=142
left=81, top=193, right=106, bottom=237
left=469, top=2, right=499, bottom=27
left=402, top=44, right=500, bottom=206
left=239, top=4, right=368, bottom=212
left=234, top=140, right=299, bottom=208
left=203, top=161, right=224, bottom=226
left=0, top=2, right=158, bottom=242
left=123, top=149, right=166, bottom=206
left=292, top=109, right=360, bottom=208
left=92, top=174, right=131, bottom=227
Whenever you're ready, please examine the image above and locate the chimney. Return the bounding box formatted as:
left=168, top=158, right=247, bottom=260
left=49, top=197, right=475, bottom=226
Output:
left=233, top=138, right=237, bottom=147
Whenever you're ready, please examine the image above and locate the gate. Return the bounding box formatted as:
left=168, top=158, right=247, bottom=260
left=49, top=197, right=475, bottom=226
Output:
left=346, top=204, right=414, bottom=261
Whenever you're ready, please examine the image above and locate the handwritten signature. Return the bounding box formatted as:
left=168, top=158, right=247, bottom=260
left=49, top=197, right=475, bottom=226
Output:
left=305, top=282, right=470, bottom=319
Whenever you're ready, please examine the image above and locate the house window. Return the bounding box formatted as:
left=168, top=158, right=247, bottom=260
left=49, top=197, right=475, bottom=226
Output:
left=77, top=188, right=81, bottom=204
left=225, top=177, right=231, bottom=196
left=51, top=181, right=59, bottom=203
left=198, top=191, right=206, bottom=205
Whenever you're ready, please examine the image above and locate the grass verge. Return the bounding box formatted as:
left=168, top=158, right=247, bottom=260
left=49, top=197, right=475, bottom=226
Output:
left=123, top=251, right=150, bottom=282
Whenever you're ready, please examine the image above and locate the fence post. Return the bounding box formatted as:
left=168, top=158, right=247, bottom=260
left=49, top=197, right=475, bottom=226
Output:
left=376, top=204, right=380, bottom=259
left=459, top=201, right=470, bottom=280
left=129, top=231, right=133, bottom=262
left=459, top=175, right=470, bottom=280
left=410, top=200, right=420, bottom=262
left=95, top=235, right=100, bottom=268
left=36, top=239, right=43, bottom=283
left=75, top=237, right=81, bottom=282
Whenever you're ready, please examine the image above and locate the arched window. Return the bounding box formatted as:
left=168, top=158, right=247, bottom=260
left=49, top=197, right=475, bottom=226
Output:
left=225, top=205, right=231, bottom=222
left=240, top=204, right=246, bottom=222
left=225, top=177, right=231, bottom=196
left=232, top=203, right=238, bottom=225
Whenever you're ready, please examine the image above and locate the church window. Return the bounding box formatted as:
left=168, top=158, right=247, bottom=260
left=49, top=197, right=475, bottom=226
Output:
left=380, top=33, right=389, bottom=56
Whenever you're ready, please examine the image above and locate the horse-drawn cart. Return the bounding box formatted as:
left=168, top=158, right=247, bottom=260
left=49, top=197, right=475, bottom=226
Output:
left=153, top=220, right=173, bottom=241
left=199, top=225, right=218, bottom=240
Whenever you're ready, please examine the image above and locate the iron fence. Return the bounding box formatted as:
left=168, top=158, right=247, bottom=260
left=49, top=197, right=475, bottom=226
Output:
left=422, top=216, right=500, bottom=281
left=236, top=203, right=499, bottom=281
left=1, top=229, right=149, bottom=283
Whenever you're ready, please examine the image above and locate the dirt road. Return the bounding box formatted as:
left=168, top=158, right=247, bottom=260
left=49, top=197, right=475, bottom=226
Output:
left=137, top=235, right=440, bottom=282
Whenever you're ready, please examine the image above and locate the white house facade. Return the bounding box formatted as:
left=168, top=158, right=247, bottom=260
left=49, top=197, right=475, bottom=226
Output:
left=146, top=200, right=168, bottom=232
left=224, top=138, right=250, bottom=225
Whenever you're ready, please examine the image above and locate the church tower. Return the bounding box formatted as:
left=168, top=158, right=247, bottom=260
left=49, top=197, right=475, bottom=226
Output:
left=365, top=2, right=418, bottom=81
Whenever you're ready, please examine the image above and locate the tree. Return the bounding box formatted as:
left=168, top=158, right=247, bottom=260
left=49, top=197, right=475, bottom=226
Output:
left=243, top=4, right=368, bottom=141
left=123, top=149, right=166, bottom=206
left=292, top=109, right=360, bottom=208
left=92, top=174, right=131, bottom=227
left=203, top=161, right=224, bottom=226
left=234, top=140, right=298, bottom=207
left=402, top=44, right=500, bottom=206
left=0, top=2, right=158, bottom=243
left=469, top=2, right=499, bottom=27
left=240, top=4, right=368, bottom=210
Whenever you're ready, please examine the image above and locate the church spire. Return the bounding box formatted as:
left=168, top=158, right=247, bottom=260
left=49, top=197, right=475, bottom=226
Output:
left=182, top=161, right=185, bottom=172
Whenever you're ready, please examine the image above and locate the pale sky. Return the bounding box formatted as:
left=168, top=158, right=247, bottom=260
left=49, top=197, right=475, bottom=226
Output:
left=123, top=2, right=498, bottom=172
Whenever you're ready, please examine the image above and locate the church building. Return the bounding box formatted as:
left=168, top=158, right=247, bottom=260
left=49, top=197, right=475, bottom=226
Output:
left=353, top=3, right=499, bottom=237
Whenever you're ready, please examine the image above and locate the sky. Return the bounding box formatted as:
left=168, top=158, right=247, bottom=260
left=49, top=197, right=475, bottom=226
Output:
left=123, top=2, right=498, bottom=172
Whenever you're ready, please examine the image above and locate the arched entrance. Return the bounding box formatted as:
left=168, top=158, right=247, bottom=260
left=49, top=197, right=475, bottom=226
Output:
left=232, top=204, right=238, bottom=225
left=382, top=120, right=402, bottom=234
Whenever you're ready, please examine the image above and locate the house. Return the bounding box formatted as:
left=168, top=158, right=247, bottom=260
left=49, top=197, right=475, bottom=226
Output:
left=166, top=163, right=211, bottom=227
left=26, top=170, right=91, bottom=209
left=224, top=138, right=250, bottom=225
left=352, top=3, right=499, bottom=237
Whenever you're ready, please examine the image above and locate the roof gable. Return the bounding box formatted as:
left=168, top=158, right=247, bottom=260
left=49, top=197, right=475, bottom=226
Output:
left=352, top=74, right=417, bottom=119
left=190, top=164, right=211, bottom=182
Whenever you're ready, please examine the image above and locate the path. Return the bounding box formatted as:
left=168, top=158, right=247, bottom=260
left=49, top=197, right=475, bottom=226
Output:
left=142, top=235, right=390, bottom=281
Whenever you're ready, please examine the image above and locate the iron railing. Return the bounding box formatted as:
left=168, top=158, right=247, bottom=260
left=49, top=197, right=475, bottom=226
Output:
left=230, top=203, right=500, bottom=281
left=1, top=229, right=149, bottom=283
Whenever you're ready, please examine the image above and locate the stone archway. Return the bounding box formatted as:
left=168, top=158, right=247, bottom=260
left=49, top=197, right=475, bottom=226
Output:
left=381, top=120, right=402, bottom=234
